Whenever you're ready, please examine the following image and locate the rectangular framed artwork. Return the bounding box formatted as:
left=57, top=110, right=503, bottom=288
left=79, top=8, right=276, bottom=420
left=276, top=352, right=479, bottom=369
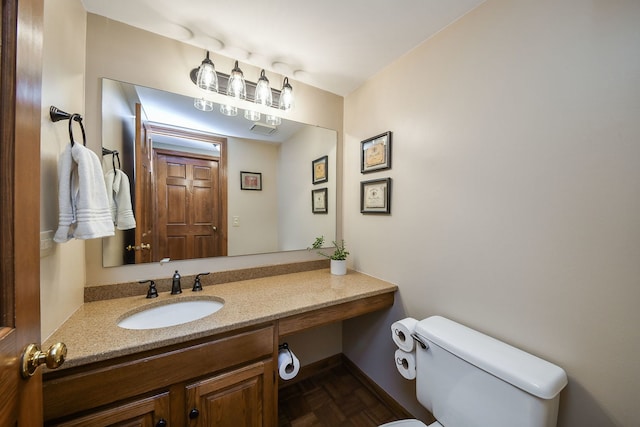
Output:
left=360, top=177, right=391, bottom=214
left=312, top=155, right=328, bottom=184
left=240, top=171, right=262, bottom=190
left=312, top=188, right=328, bottom=214
left=361, top=131, right=392, bottom=173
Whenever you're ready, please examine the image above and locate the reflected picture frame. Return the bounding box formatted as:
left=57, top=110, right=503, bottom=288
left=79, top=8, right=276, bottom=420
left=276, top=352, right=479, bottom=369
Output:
left=240, top=171, right=262, bottom=190
left=360, top=177, right=391, bottom=214
left=312, top=188, right=328, bottom=214
left=312, top=155, right=328, bottom=184
left=361, top=131, right=392, bottom=173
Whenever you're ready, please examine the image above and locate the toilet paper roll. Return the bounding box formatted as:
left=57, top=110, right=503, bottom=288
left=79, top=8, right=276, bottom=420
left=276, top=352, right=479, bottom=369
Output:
left=391, top=317, right=418, bottom=352
left=395, top=349, right=417, bottom=380
left=278, top=347, right=300, bottom=381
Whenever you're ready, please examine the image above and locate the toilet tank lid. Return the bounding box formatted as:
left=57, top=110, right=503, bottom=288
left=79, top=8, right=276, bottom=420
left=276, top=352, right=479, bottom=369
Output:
left=415, top=316, right=568, bottom=399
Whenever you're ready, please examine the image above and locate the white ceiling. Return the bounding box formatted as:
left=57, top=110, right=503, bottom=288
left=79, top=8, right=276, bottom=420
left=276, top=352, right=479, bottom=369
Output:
left=81, top=0, right=485, bottom=96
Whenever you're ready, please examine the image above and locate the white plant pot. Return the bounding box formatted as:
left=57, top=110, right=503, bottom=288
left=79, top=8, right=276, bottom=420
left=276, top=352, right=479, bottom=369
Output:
left=330, top=259, right=347, bottom=275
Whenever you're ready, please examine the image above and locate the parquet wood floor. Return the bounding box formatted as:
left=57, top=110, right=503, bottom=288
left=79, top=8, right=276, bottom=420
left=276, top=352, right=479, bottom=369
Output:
left=278, top=364, right=406, bottom=427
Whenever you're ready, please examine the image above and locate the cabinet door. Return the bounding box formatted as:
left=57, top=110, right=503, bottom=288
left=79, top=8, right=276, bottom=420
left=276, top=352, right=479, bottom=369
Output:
left=49, top=392, right=170, bottom=427
left=186, top=360, right=274, bottom=427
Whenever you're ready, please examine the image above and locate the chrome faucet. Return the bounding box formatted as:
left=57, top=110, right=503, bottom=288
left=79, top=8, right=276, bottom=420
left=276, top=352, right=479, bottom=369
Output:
left=171, top=270, right=182, bottom=294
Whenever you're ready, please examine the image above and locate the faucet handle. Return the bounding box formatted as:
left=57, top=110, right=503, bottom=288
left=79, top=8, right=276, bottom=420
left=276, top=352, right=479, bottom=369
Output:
left=192, top=272, right=210, bottom=292
left=139, top=280, right=158, bottom=298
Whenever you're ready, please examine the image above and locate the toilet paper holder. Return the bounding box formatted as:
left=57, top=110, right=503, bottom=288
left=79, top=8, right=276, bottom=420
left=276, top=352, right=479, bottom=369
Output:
left=278, top=342, right=294, bottom=364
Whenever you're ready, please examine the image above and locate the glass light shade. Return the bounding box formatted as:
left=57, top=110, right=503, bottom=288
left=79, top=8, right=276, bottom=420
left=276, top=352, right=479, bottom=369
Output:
left=244, top=109, right=261, bottom=121
left=196, top=52, right=218, bottom=93
left=254, top=70, right=272, bottom=107
left=227, top=60, right=247, bottom=100
left=278, top=77, right=294, bottom=111
left=265, top=115, right=281, bottom=126
left=194, top=97, right=214, bottom=112
left=219, top=104, right=238, bottom=116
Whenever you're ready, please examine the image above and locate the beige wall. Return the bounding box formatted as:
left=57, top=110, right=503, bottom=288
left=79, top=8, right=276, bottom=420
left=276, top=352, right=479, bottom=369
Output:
left=343, top=1, right=640, bottom=426
left=40, top=0, right=87, bottom=339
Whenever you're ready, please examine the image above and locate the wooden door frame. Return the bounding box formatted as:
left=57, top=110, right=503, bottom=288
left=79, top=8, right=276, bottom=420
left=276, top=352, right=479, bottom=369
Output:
left=147, top=123, right=228, bottom=258
left=0, top=0, right=44, bottom=424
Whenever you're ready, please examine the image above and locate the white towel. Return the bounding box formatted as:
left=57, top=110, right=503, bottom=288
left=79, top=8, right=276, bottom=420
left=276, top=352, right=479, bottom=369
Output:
left=104, top=169, right=137, bottom=230
left=54, top=144, right=115, bottom=243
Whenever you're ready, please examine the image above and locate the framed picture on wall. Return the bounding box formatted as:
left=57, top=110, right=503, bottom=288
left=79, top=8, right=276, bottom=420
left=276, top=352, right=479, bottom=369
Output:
left=360, top=177, right=391, bottom=214
left=240, top=171, right=262, bottom=190
left=312, top=155, right=328, bottom=184
left=312, top=188, right=328, bottom=214
left=361, top=131, right=392, bottom=173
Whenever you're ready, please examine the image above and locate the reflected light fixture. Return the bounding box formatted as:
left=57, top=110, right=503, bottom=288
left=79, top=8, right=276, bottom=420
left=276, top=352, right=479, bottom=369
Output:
left=219, top=104, right=238, bottom=116
left=254, top=70, right=272, bottom=107
left=278, top=77, right=294, bottom=111
left=195, top=51, right=218, bottom=93
left=244, top=109, right=261, bottom=121
left=266, top=115, right=281, bottom=126
left=194, top=98, right=214, bottom=112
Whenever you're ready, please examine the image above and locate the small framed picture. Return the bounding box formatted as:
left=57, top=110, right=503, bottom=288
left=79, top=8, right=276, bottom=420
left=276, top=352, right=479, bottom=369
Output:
left=312, top=155, right=328, bottom=184
left=240, top=171, right=262, bottom=190
left=361, top=131, right=392, bottom=173
left=360, top=178, right=391, bottom=214
left=312, top=188, right=328, bottom=214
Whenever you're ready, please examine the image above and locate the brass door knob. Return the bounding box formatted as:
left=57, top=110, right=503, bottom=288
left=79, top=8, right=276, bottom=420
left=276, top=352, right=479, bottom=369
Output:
left=20, top=342, right=67, bottom=378
left=126, top=243, right=151, bottom=251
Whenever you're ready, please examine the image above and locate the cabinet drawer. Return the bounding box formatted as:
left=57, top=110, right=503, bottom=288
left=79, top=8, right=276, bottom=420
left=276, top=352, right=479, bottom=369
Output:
left=47, top=392, right=170, bottom=427
left=44, top=325, right=274, bottom=421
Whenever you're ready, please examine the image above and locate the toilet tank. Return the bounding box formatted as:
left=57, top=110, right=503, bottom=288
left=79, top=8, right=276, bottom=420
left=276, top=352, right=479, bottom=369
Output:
left=414, top=316, right=567, bottom=427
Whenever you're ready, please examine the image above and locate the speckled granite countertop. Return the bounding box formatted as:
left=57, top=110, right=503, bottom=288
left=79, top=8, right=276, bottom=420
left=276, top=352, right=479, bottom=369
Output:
left=43, top=269, right=397, bottom=370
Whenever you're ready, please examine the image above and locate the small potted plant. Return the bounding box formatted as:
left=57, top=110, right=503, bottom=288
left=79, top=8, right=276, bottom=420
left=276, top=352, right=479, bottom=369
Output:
left=309, top=236, right=349, bottom=275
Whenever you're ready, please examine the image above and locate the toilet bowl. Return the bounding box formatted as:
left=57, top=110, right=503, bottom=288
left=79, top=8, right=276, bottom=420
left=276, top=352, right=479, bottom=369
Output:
left=380, top=420, right=441, bottom=427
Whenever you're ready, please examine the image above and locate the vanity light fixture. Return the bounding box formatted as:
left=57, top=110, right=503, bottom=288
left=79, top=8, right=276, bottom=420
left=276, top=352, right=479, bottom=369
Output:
left=226, top=60, right=247, bottom=100
left=219, top=60, right=246, bottom=117
left=190, top=51, right=295, bottom=124
left=278, top=77, right=294, bottom=111
left=195, top=51, right=218, bottom=93
left=254, top=70, right=272, bottom=107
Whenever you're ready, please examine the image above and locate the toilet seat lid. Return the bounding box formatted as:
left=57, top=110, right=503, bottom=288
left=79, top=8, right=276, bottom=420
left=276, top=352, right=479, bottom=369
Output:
left=379, top=420, right=439, bottom=427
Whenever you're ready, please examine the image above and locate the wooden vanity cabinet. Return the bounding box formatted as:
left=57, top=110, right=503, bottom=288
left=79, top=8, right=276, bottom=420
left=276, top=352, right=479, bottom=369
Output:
left=186, top=359, right=274, bottom=426
left=43, top=325, right=276, bottom=427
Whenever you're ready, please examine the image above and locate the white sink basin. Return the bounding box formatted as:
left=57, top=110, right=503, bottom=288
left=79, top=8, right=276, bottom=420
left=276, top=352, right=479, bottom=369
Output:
left=117, top=298, right=224, bottom=330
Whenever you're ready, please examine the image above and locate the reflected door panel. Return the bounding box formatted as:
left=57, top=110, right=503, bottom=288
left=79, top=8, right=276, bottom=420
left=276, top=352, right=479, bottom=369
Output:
left=155, top=151, right=222, bottom=260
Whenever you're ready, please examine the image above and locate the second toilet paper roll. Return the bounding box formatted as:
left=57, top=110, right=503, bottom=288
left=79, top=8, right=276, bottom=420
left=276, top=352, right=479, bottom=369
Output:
left=278, top=347, right=300, bottom=380
left=395, top=349, right=416, bottom=380
left=391, top=317, right=418, bottom=352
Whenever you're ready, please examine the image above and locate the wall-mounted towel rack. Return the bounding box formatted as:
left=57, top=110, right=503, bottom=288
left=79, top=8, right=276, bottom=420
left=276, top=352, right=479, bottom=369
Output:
left=50, top=106, right=86, bottom=147
left=102, top=147, right=121, bottom=171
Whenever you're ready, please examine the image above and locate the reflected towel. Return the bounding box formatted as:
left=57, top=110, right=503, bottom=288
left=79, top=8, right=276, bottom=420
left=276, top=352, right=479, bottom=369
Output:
left=54, top=144, right=115, bottom=242
left=104, top=169, right=136, bottom=230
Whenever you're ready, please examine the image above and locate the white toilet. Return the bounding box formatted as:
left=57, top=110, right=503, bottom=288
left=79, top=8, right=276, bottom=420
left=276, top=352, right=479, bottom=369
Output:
left=382, top=316, right=568, bottom=427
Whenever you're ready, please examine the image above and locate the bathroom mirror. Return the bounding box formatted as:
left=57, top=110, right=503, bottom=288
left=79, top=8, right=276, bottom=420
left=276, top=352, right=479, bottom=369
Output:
left=101, top=79, right=337, bottom=267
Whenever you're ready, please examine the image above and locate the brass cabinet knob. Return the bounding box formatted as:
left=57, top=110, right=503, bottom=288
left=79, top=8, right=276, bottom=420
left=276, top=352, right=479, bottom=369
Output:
left=20, top=342, right=67, bottom=378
